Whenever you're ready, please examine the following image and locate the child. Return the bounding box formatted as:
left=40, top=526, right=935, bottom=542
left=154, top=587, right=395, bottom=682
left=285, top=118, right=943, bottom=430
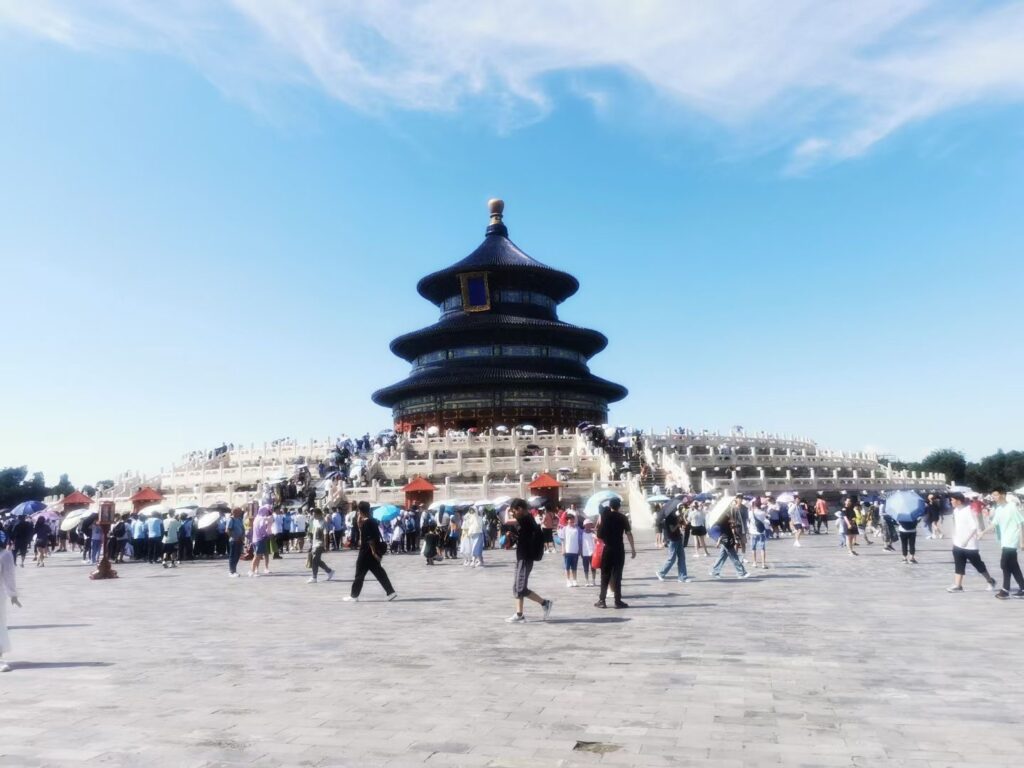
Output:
left=580, top=519, right=597, bottom=587
left=422, top=523, right=440, bottom=565
left=562, top=513, right=581, bottom=587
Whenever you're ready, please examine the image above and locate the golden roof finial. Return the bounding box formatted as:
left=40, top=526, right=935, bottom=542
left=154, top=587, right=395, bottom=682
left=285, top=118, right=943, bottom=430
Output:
left=488, top=198, right=504, bottom=226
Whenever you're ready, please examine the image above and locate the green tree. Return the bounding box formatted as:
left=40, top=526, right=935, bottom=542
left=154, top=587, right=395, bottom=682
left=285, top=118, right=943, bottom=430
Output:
left=50, top=473, right=75, bottom=498
left=81, top=484, right=97, bottom=498
left=919, top=449, right=967, bottom=485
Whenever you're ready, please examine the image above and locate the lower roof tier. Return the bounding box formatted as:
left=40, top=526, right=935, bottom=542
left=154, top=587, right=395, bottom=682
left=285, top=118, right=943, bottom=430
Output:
left=372, top=366, right=628, bottom=408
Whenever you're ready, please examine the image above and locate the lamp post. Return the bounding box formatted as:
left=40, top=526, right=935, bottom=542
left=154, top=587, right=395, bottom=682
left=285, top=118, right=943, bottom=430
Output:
left=90, top=500, right=119, bottom=580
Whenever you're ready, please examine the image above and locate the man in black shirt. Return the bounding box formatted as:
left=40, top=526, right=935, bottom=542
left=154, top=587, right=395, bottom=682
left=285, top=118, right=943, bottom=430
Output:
left=507, top=499, right=553, bottom=623
left=344, top=502, right=397, bottom=602
left=595, top=498, right=636, bottom=609
left=655, top=504, right=693, bottom=583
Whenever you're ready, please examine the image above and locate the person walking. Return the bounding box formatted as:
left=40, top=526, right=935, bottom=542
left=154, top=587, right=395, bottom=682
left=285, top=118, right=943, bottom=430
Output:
left=595, top=497, right=636, bottom=609
left=980, top=488, right=1024, bottom=600
left=462, top=506, right=485, bottom=567
left=656, top=502, right=693, bottom=583
left=249, top=507, right=274, bottom=577
left=0, top=548, right=23, bottom=672
left=307, top=509, right=335, bottom=584
left=749, top=499, right=771, bottom=568
left=946, top=493, right=996, bottom=593
left=710, top=503, right=750, bottom=580
left=841, top=498, right=859, bottom=556
left=344, top=502, right=397, bottom=602
left=581, top=518, right=597, bottom=587
left=814, top=496, right=830, bottom=534
left=896, top=514, right=920, bottom=564
left=561, top=512, right=581, bottom=587
left=226, top=507, right=245, bottom=578
left=162, top=513, right=181, bottom=568
left=506, top=498, right=553, bottom=622
left=32, top=515, right=50, bottom=567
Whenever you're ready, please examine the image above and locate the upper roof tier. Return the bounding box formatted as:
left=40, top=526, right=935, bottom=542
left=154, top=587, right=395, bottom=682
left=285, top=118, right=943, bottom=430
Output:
left=417, top=200, right=580, bottom=305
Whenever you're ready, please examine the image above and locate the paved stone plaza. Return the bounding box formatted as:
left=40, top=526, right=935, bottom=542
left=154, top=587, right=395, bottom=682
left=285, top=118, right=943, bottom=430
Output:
left=3, top=533, right=1022, bottom=768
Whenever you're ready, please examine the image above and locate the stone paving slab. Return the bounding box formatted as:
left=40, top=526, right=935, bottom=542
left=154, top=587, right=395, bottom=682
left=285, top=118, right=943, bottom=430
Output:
left=2, top=534, right=1022, bottom=767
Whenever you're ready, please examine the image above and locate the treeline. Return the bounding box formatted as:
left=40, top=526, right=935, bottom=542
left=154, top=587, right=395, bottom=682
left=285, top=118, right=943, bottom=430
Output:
left=0, top=466, right=112, bottom=510
left=891, top=449, right=1024, bottom=493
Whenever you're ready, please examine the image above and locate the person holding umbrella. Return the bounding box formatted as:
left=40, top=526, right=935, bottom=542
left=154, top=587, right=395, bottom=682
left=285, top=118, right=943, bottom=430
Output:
left=0, top=546, right=22, bottom=672
left=343, top=502, right=397, bottom=602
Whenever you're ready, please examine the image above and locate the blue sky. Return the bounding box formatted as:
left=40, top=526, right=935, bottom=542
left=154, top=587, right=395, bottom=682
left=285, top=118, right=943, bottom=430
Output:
left=1, top=1, right=1023, bottom=487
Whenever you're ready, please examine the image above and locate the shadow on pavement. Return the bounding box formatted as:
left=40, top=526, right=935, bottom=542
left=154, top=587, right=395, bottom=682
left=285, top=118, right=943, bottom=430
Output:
left=12, top=661, right=113, bottom=670
left=546, top=617, right=631, bottom=624
left=9, top=624, right=92, bottom=630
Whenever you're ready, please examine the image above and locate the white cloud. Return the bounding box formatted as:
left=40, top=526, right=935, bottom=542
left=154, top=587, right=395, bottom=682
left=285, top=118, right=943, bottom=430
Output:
left=2, top=0, right=1024, bottom=165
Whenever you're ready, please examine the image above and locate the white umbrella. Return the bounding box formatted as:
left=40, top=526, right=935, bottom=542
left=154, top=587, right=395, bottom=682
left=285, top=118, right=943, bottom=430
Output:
left=197, top=510, right=222, bottom=529
left=494, top=425, right=509, bottom=433
left=490, top=495, right=512, bottom=507
left=776, top=492, right=796, bottom=504
left=138, top=503, right=171, bottom=518
left=59, top=508, right=92, bottom=532
left=518, top=424, right=536, bottom=432
left=426, top=426, right=440, bottom=437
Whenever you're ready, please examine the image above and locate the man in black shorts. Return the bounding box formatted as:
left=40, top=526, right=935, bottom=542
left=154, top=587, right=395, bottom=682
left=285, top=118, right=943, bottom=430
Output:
left=506, top=499, right=553, bottom=623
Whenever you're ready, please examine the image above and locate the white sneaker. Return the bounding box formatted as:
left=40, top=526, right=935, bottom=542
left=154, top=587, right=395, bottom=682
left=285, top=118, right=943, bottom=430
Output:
left=228, top=572, right=239, bottom=578
left=571, top=579, right=578, bottom=587
left=655, top=572, right=665, bottom=582
left=506, top=613, right=526, bottom=623
left=739, top=572, right=752, bottom=579
left=343, top=596, right=358, bottom=602
left=326, top=571, right=335, bottom=582
left=0, top=662, right=10, bottom=673
left=387, top=592, right=398, bottom=601
left=794, top=541, right=801, bottom=547
left=566, top=581, right=573, bottom=588
left=307, top=577, right=317, bottom=584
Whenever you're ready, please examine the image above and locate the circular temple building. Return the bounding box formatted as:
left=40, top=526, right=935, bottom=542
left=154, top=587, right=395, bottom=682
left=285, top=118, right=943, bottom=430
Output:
left=372, top=200, right=628, bottom=432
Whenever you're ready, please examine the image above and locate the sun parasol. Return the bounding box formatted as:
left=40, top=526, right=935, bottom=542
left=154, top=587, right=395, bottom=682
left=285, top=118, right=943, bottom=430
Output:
left=372, top=504, right=402, bottom=522
left=583, top=490, right=621, bottom=521
left=197, top=510, right=222, bottom=529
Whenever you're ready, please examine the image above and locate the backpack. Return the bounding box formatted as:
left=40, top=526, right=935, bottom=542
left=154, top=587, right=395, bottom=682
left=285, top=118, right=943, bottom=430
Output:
left=531, top=523, right=545, bottom=562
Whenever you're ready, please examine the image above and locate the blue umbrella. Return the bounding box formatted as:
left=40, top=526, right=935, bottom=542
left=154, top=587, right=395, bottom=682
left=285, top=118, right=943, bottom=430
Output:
left=583, top=491, right=621, bottom=520
left=11, top=500, right=47, bottom=517
left=372, top=504, right=402, bottom=522
left=884, top=491, right=925, bottom=524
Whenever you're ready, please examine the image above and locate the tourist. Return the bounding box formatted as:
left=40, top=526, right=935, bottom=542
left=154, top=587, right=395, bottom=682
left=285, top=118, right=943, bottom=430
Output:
left=749, top=498, right=770, bottom=568
left=655, top=501, right=692, bottom=582
left=0, top=547, right=22, bottom=673
left=11, top=515, right=32, bottom=567
left=226, top=508, right=245, bottom=577
left=814, top=496, right=830, bottom=534
left=925, top=494, right=943, bottom=539
left=561, top=512, right=581, bottom=587
left=506, top=498, right=553, bottom=622
left=146, top=512, right=163, bottom=565
left=841, top=498, right=859, bottom=556
left=250, top=507, right=274, bottom=577
left=162, top=512, right=181, bottom=568
left=791, top=499, right=807, bottom=547
left=710, top=503, right=750, bottom=580
left=32, top=515, right=50, bottom=567
left=581, top=518, right=597, bottom=587
left=178, top=513, right=194, bottom=561
left=595, top=497, right=635, bottom=609
left=540, top=506, right=557, bottom=553
left=107, top=514, right=125, bottom=564
left=946, top=493, right=996, bottom=593
left=980, top=488, right=1024, bottom=600
left=687, top=503, right=711, bottom=557
left=422, top=522, right=440, bottom=565
left=89, top=517, right=104, bottom=564
left=130, top=513, right=146, bottom=561
left=307, top=509, right=335, bottom=584
left=331, top=508, right=345, bottom=550
left=344, top=501, right=397, bottom=602
left=896, top=512, right=920, bottom=564
left=462, top=506, right=485, bottom=567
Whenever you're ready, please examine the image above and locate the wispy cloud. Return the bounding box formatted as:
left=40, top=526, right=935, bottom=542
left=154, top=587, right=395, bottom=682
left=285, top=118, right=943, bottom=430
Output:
left=3, top=0, right=1023, bottom=166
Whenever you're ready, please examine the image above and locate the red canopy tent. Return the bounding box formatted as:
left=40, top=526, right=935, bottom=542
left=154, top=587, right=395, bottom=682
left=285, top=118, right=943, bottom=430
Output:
left=528, top=473, right=562, bottom=508
left=402, top=476, right=436, bottom=509
left=129, top=486, right=163, bottom=514
left=60, top=490, right=94, bottom=512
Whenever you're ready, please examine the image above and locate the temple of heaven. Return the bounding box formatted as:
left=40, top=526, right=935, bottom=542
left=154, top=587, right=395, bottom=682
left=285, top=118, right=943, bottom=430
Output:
left=372, top=199, right=628, bottom=433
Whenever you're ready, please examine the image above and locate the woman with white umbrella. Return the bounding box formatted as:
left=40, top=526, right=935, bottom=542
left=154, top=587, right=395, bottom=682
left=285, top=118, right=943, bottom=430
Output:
left=0, top=547, right=22, bottom=672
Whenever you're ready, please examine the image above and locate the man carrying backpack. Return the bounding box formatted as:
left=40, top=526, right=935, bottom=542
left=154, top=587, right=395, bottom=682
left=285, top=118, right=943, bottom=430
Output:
left=343, top=502, right=397, bottom=602
left=506, top=498, right=553, bottom=623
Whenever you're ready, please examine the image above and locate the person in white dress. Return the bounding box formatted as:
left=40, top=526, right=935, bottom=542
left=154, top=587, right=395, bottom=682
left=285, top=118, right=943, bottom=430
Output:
left=1, top=548, right=23, bottom=672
